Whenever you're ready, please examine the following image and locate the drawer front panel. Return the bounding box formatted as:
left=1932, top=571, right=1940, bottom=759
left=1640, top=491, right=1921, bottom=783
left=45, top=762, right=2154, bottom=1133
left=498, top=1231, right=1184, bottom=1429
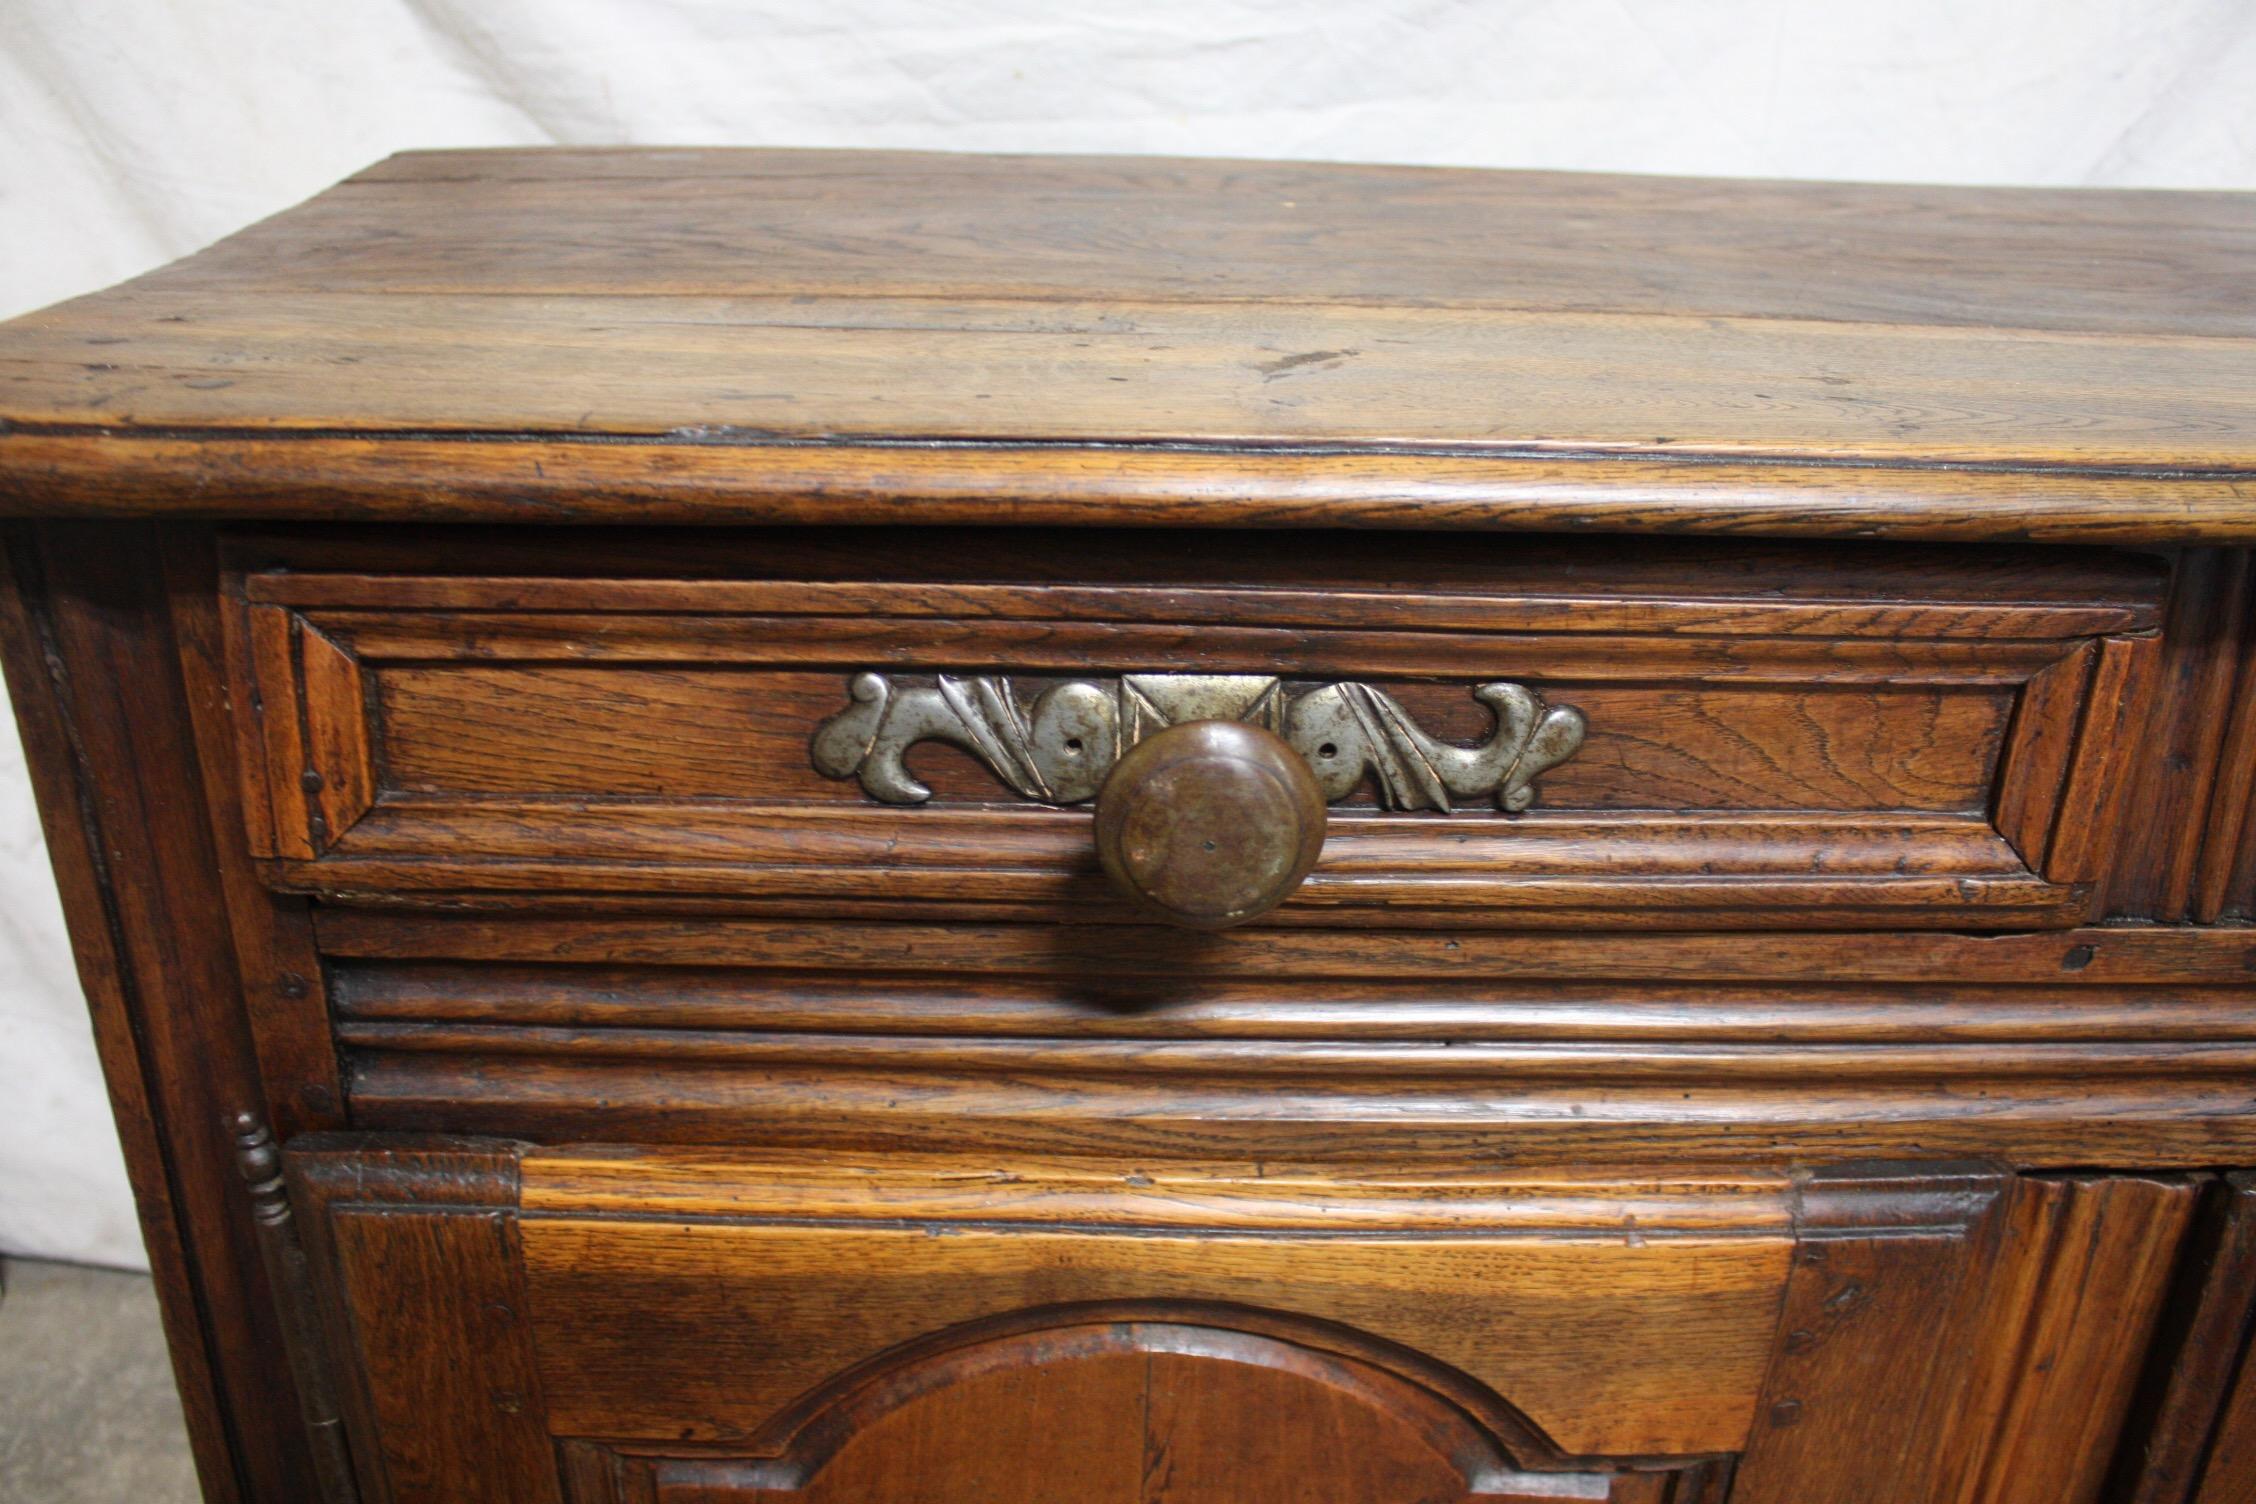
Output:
left=369, top=664, right=2014, bottom=813
left=225, top=530, right=2163, bottom=928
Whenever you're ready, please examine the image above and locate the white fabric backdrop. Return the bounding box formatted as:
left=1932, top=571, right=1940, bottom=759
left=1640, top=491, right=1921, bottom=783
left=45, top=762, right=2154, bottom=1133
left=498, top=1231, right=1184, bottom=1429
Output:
left=4, top=0, right=2255, bottom=1270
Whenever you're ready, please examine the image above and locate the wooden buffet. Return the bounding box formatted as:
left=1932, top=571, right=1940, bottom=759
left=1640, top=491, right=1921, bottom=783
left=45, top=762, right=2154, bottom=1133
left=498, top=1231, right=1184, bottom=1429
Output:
left=2, top=148, right=2254, bottom=1502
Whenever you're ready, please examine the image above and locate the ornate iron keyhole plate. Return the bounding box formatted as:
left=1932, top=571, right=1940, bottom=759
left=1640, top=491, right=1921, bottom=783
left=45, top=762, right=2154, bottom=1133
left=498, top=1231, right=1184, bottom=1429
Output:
left=812, top=673, right=1585, bottom=812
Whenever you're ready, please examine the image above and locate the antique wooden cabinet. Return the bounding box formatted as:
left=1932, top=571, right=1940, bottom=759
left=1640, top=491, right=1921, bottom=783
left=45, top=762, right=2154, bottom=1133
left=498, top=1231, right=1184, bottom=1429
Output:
left=3, top=149, right=2256, bottom=1503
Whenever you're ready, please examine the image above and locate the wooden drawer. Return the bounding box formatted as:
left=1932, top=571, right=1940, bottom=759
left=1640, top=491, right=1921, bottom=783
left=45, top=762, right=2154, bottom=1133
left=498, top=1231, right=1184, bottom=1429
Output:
left=274, top=1140, right=2200, bottom=1504
left=224, top=529, right=2164, bottom=930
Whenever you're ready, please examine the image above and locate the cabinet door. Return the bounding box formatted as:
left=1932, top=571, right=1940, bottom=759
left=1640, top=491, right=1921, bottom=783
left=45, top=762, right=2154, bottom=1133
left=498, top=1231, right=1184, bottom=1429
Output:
left=275, top=1142, right=2197, bottom=1504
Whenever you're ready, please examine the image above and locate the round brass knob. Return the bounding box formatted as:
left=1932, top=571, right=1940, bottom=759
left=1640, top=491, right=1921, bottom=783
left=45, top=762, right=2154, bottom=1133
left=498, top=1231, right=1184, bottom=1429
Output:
left=1093, top=720, right=1327, bottom=929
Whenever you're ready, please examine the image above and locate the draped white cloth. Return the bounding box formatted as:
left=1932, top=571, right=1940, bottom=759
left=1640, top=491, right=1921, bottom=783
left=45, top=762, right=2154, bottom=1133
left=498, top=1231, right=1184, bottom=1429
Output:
left=4, top=0, right=2254, bottom=1269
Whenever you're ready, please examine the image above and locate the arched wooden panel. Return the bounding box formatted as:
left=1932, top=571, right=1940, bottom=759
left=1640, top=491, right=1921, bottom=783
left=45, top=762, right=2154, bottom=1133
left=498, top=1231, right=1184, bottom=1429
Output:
left=561, top=1321, right=1727, bottom=1504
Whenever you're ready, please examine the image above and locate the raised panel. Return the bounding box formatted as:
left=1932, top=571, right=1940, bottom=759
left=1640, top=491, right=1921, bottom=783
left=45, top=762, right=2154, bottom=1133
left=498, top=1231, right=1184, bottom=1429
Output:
left=286, top=1141, right=2046, bottom=1504
left=1729, top=1165, right=2020, bottom=1504
left=514, top=1150, right=1795, bottom=1461
left=368, top=666, right=2014, bottom=814
left=558, top=1326, right=1721, bottom=1503
left=285, top=1143, right=1802, bottom=1501
left=223, top=530, right=2164, bottom=930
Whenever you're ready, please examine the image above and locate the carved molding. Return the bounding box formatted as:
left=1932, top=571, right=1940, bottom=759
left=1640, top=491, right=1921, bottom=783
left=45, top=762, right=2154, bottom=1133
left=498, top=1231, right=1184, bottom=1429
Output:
left=812, top=672, right=1585, bottom=811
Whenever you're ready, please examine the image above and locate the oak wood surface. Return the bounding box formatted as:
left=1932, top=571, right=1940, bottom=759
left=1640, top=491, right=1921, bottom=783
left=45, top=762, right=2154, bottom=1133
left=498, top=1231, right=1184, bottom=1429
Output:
left=2201, top=1348, right=2256, bottom=1504
left=0, top=524, right=320, bottom=1503
left=2112, top=1174, right=2256, bottom=1504
left=171, top=149, right=2256, bottom=337
left=3, top=150, right=2255, bottom=539
left=1933, top=1176, right=2202, bottom=1504
left=523, top=1209, right=1784, bottom=1460
left=568, top=1329, right=1719, bottom=1503
left=290, top=1141, right=562, bottom=1504
left=1727, top=1163, right=2013, bottom=1504
left=165, top=532, right=349, bottom=1134
left=305, top=906, right=2256, bottom=1167
left=3, top=154, right=2255, bottom=1504
left=317, top=913, right=2256, bottom=1167
left=282, top=1140, right=2120, bottom=1504
left=219, top=528, right=2155, bottom=929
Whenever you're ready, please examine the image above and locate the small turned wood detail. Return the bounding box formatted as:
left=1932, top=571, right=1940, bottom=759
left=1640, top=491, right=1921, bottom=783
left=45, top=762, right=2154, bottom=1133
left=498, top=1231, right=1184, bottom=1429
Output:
left=1093, top=720, right=1327, bottom=929
left=231, top=1115, right=361, bottom=1504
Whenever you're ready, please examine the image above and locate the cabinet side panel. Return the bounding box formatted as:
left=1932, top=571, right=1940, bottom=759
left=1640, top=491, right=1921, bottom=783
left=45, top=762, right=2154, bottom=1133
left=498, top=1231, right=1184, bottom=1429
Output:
left=0, top=521, right=312, bottom=1501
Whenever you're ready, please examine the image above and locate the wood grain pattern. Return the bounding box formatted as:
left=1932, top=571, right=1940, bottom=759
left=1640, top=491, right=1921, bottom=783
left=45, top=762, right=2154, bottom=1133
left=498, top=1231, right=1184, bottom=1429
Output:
left=341, top=1055, right=2256, bottom=1169
left=564, top=1327, right=1712, bottom=1503
left=278, top=1140, right=2082, bottom=1504
left=289, top=1141, right=563, bottom=1504
left=161, top=531, right=347, bottom=1135
left=317, top=939, right=2256, bottom=1165
left=1932, top=1176, right=2202, bottom=1504
left=303, top=905, right=2256, bottom=1167
left=244, top=565, right=2161, bottom=639
left=519, top=1148, right=1796, bottom=1231
left=2106, top=553, right=2254, bottom=919
left=2043, top=633, right=2167, bottom=891
left=229, top=1116, right=357, bottom=1504
left=176, top=149, right=2256, bottom=338
left=2197, top=630, right=2256, bottom=922
left=13, top=431, right=2256, bottom=544
left=2138, top=551, right=2256, bottom=924
left=312, top=909, right=2256, bottom=981
left=2111, top=1174, right=2256, bottom=1504
left=0, top=524, right=317, bottom=1503
left=5, top=153, right=2256, bottom=1503
left=2199, top=1374, right=2256, bottom=1504
left=295, top=622, right=374, bottom=851
left=516, top=1156, right=1793, bottom=1460
left=286, top=1139, right=1840, bottom=1496
left=1729, top=1163, right=2012, bottom=1504
left=4, top=288, right=2248, bottom=465
left=1993, top=641, right=2098, bottom=874
left=332, top=958, right=2256, bottom=1045
left=293, top=811, right=2075, bottom=926
left=241, top=604, right=315, bottom=859
left=2, top=151, right=2255, bottom=539
left=365, top=670, right=2019, bottom=809
left=220, top=530, right=2157, bottom=927
left=221, top=526, right=2174, bottom=605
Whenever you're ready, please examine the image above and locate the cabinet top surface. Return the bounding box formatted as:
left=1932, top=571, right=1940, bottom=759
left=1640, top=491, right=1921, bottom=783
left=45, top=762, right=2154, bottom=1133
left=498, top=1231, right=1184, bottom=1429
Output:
left=4, top=147, right=2256, bottom=539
